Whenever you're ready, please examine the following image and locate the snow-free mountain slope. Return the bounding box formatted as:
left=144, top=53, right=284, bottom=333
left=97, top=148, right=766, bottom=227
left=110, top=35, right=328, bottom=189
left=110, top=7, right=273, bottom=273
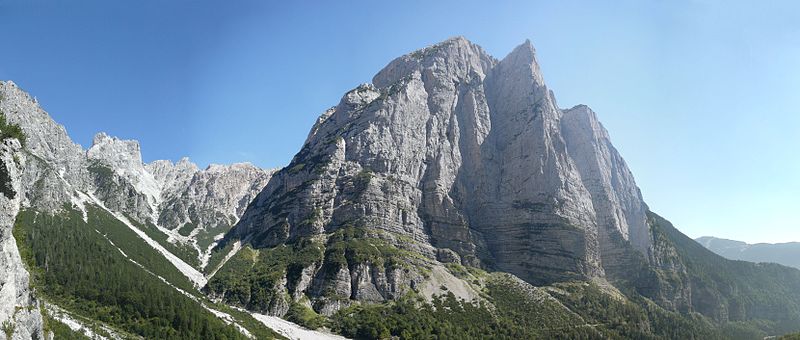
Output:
left=696, top=236, right=800, bottom=270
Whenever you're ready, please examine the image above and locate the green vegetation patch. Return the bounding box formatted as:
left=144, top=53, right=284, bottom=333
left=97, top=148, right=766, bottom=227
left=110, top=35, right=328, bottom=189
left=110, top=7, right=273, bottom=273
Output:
left=125, top=215, right=200, bottom=269
left=177, top=222, right=196, bottom=237
left=196, top=222, right=232, bottom=253
left=326, top=272, right=784, bottom=340
left=327, top=273, right=609, bottom=340
left=205, top=238, right=236, bottom=275
left=13, top=206, right=248, bottom=339
left=0, top=109, right=27, bottom=146
left=1, top=320, right=14, bottom=339
left=324, top=226, right=407, bottom=272
left=285, top=301, right=327, bottom=330
left=207, top=226, right=413, bottom=317
left=205, top=238, right=325, bottom=313
left=0, top=110, right=25, bottom=199
left=550, top=281, right=722, bottom=339
left=0, top=156, right=14, bottom=199
left=209, top=303, right=285, bottom=339
left=86, top=161, right=114, bottom=183
left=328, top=290, right=596, bottom=340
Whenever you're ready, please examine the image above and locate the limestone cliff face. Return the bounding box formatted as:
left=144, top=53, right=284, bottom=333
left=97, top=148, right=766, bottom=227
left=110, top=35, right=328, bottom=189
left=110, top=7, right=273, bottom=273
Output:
left=229, top=37, right=655, bottom=308
left=560, top=105, right=654, bottom=285
left=0, top=138, right=44, bottom=340
left=0, top=81, right=90, bottom=213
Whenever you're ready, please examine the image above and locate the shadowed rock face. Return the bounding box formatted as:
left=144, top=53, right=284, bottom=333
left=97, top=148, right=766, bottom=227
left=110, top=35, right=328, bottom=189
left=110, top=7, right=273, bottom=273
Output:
left=231, top=37, right=653, bottom=290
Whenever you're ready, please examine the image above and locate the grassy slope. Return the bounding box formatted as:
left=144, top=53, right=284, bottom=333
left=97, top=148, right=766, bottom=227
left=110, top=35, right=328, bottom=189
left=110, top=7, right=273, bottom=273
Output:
left=14, top=205, right=283, bottom=339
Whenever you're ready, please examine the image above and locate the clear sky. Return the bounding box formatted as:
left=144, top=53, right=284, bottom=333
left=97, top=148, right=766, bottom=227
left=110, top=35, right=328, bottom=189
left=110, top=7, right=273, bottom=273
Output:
left=1, top=0, right=798, bottom=244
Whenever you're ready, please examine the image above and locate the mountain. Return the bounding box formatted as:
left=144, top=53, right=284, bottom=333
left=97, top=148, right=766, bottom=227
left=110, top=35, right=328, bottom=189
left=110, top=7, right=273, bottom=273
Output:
left=0, top=80, right=274, bottom=268
left=211, top=37, right=656, bottom=311
left=0, top=80, right=289, bottom=339
left=3, top=36, right=800, bottom=339
left=206, top=37, right=800, bottom=338
left=86, top=131, right=275, bottom=269
left=697, top=236, right=800, bottom=269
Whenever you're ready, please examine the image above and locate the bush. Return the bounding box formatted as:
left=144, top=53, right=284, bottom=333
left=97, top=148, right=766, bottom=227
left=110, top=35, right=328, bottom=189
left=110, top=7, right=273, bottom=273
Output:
left=2, top=320, right=14, bottom=339
left=285, top=302, right=327, bottom=330
left=0, top=110, right=26, bottom=146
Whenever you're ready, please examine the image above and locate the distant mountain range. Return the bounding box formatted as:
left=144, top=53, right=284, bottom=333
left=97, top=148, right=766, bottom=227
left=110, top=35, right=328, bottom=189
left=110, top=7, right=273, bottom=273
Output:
left=696, top=236, right=800, bottom=269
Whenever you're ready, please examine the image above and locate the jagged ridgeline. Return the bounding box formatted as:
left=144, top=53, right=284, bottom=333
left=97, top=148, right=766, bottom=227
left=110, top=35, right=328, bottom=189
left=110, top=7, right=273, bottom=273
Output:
left=0, top=81, right=284, bottom=339
left=207, top=37, right=800, bottom=338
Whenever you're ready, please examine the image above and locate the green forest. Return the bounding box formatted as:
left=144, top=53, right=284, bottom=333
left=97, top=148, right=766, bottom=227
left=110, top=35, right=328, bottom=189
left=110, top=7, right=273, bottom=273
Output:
left=13, top=205, right=282, bottom=339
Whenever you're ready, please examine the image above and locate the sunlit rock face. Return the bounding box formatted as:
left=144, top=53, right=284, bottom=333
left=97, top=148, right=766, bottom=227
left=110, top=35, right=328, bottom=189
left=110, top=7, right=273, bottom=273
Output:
left=230, top=36, right=653, bottom=303
left=0, top=137, right=44, bottom=340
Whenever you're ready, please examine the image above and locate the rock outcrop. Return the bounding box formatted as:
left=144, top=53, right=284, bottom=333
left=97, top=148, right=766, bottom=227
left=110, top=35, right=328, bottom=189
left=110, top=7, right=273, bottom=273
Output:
left=0, top=138, right=44, bottom=340
left=225, top=37, right=655, bottom=313
left=0, top=81, right=90, bottom=213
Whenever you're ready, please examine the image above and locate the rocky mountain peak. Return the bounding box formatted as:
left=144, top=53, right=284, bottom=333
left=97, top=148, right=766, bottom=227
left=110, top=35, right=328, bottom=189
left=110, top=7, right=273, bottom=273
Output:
left=87, top=132, right=162, bottom=218
left=88, top=132, right=145, bottom=170
left=498, top=39, right=543, bottom=83
left=205, top=162, right=259, bottom=173
left=372, top=36, right=496, bottom=89
left=225, top=38, right=655, bottom=314
left=146, top=157, right=200, bottom=199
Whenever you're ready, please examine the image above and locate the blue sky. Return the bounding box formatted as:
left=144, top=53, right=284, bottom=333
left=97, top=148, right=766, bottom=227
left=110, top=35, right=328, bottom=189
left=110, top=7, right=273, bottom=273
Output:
left=1, top=0, right=798, bottom=243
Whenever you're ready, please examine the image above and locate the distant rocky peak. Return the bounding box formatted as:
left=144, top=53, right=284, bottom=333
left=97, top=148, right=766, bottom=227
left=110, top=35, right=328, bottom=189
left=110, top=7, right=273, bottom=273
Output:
left=88, top=132, right=145, bottom=168
left=87, top=132, right=162, bottom=214
left=146, top=157, right=200, bottom=198
left=147, top=158, right=193, bottom=176
left=205, top=162, right=260, bottom=173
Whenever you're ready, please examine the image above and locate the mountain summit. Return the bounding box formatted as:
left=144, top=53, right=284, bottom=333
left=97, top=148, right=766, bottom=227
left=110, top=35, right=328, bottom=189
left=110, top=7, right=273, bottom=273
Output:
left=205, top=37, right=669, bottom=317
